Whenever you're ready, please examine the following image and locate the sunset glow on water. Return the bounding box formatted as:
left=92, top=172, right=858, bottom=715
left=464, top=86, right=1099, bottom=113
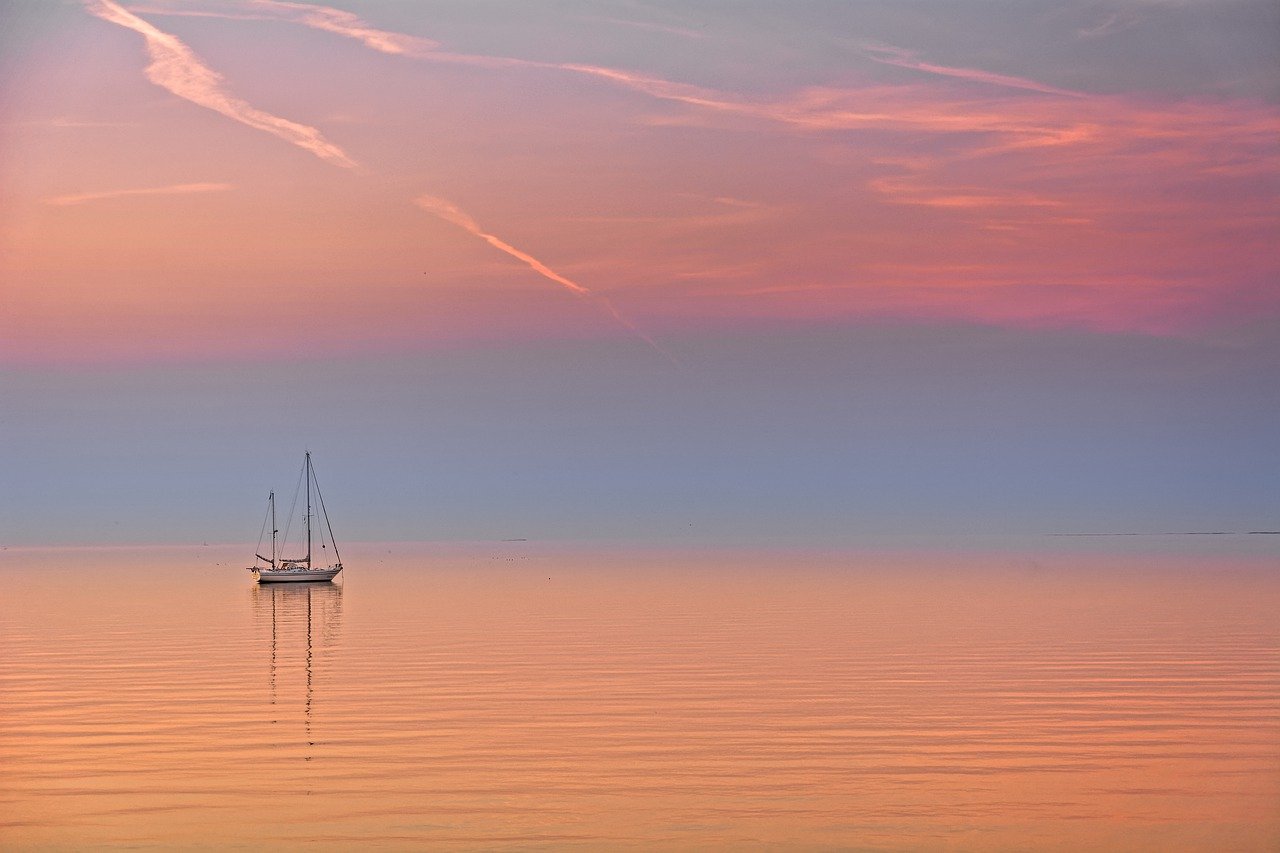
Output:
left=2, top=542, right=1277, bottom=850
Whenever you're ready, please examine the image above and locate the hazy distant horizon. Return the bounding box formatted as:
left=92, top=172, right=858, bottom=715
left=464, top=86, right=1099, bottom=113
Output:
left=5, top=322, right=1278, bottom=547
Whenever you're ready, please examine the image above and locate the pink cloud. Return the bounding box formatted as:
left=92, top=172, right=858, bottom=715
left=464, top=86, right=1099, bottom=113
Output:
left=84, top=0, right=357, bottom=168
left=44, top=182, right=231, bottom=206
left=860, top=43, right=1086, bottom=98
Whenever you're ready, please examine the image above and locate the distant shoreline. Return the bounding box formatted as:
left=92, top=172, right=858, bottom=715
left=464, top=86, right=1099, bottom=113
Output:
left=1048, top=531, right=1280, bottom=537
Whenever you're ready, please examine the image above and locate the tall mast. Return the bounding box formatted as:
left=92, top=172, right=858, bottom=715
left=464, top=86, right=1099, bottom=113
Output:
left=305, top=452, right=312, bottom=567
left=270, top=491, right=277, bottom=567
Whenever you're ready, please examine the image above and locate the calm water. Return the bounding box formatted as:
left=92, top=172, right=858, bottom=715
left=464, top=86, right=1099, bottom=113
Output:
left=1, top=540, right=1277, bottom=850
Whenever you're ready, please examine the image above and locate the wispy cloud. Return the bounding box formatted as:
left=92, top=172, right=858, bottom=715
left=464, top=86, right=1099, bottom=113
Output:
left=141, top=1, right=439, bottom=58
left=274, top=16, right=1085, bottom=125
left=140, top=3, right=1078, bottom=143
left=555, top=195, right=777, bottom=230
left=89, top=2, right=673, bottom=356
left=860, top=43, right=1085, bottom=98
left=133, top=5, right=549, bottom=71
left=122, top=6, right=267, bottom=22
left=90, top=0, right=1280, bottom=338
left=44, top=181, right=231, bottom=206
left=869, top=175, right=1067, bottom=210
left=577, top=14, right=707, bottom=41
left=247, top=0, right=438, bottom=55
left=35, top=117, right=134, bottom=128
left=415, top=195, right=676, bottom=362
left=1077, top=10, right=1141, bottom=39
left=82, top=0, right=357, bottom=168
left=151, top=5, right=693, bottom=113
left=131, top=0, right=1273, bottom=184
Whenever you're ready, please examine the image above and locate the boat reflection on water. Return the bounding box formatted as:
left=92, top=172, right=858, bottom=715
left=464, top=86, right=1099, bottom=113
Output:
left=251, top=581, right=343, bottom=748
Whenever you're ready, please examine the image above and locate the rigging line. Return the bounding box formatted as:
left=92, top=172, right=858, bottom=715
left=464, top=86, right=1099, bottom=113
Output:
left=315, top=470, right=328, bottom=553
left=253, top=494, right=271, bottom=565
left=279, top=460, right=305, bottom=558
left=310, top=463, right=342, bottom=565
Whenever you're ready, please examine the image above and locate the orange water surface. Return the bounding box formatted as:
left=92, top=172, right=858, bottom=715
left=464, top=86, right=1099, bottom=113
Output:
left=1, top=541, right=1277, bottom=850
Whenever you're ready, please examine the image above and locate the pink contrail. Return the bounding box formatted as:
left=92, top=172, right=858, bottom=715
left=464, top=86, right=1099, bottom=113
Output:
left=44, top=181, right=231, bottom=206
left=86, top=0, right=667, bottom=359
left=416, top=195, right=591, bottom=296
left=193, top=2, right=1086, bottom=143
left=82, top=0, right=357, bottom=169
left=247, top=0, right=438, bottom=55
left=415, top=195, right=676, bottom=362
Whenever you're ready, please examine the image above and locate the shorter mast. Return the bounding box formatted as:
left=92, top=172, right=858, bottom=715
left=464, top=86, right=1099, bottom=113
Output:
left=254, top=491, right=278, bottom=568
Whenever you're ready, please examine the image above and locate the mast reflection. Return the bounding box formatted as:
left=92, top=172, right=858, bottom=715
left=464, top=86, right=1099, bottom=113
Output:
left=251, top=582, right=343, bottom=747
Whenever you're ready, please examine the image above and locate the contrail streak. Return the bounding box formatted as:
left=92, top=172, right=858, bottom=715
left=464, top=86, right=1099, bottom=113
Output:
left=45, top=182, right=231, bottom=206
left=416, top=195, right=591, bottom=296
left=89, top=1, right=671, bottom=361
left=415, top=195, right=676, bottom=363
left=190, top=2, right=1086, bottom=142
left=82, top=0, right=357, bottom=169
left=861, top=43, right=1084, bottom=98
left=205, top=2, right=728, bottom=106
left=247, top=0, right=438, bottom=55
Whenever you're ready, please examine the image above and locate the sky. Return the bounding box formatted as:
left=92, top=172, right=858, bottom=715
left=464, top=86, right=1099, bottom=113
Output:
left=1, top=0, right=1277, bottom=546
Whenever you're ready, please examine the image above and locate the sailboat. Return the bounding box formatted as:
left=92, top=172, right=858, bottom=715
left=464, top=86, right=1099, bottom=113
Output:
left=248, top=452, right=344, bottom=583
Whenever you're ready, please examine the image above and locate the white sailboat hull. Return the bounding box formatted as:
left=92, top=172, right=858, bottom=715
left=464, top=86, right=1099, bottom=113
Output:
left=255, top=566, right=342, bottom=583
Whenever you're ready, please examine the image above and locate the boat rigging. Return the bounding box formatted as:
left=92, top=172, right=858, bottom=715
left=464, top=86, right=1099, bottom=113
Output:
left=248, top=452, right=343, bottom=583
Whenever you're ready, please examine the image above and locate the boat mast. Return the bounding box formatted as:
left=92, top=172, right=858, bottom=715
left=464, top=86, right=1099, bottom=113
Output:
left=305, top=452, right=312, bottom=568
left=270, top=491, right=277, bottom=568
left=253, top=491, right=279, bottom=569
